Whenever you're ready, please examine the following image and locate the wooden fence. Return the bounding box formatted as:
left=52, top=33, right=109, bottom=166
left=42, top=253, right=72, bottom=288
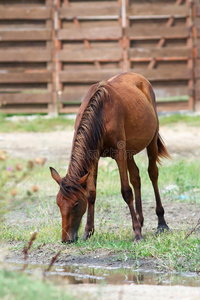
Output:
left=0, top=0, right=199, bottom=114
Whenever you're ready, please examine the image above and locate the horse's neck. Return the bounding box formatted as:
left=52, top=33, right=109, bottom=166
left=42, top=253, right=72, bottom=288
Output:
left=67, top=135, right=100, bottom=181
left=67, top=86, right=105, bottom=181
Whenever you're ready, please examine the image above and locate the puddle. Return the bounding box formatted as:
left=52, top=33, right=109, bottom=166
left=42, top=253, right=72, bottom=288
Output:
left=4, top=261, right=200, bottom=287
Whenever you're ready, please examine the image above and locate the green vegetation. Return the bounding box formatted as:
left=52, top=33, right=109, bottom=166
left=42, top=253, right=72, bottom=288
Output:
left=0, top=113, right=200, bottom=132
left=0, top=269, right=76, bottom=300
left=0, top=114, right=75, bottom=132
left=159, top=113, right=200, bottom=126
left=0, top=113, right=200, bottom=277
left=75, top=230, right=200, bottom=273
left=0, top=154, right=199, bottom=273
left=0, top=152, right=46, bottom=220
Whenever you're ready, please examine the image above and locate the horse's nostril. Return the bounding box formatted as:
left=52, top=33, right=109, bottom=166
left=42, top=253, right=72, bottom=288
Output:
left=67, top=239, right=74, bottom=244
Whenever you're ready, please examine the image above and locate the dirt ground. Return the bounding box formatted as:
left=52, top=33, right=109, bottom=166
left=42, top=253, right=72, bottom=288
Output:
left=0, top=123, right=200, bottom=161
left=0, top=122, right=200, bottom=299
left=69, top=284, right=200, bottom=300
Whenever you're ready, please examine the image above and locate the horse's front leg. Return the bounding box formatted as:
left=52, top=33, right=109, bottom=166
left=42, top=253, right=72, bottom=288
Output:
left=82, top=164, right=98, bottom=241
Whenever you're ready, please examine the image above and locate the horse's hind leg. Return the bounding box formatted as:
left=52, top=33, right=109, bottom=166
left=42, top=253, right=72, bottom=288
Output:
left=115, top=150, right=143, bottom=241
left=147, top=137, right=169, bottom=233
left=127, top=157, right=144, bottom=227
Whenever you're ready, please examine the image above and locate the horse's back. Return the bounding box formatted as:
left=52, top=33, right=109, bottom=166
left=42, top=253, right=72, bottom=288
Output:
left=107, top=72, right=156, bottom=108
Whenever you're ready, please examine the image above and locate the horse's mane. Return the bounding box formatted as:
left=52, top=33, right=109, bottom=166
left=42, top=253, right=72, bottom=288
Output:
left=60, top=84, right=109, bottom=200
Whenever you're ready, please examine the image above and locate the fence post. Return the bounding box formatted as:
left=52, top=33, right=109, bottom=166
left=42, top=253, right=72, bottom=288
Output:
left=46, top=0, right=58, bottom=115
left=192, top=0, right=200, bottom=111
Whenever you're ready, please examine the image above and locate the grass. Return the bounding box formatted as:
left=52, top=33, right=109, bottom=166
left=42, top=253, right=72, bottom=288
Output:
left=0, top=269, right=77, bottom=300
left=0, top=112, right=200, bottom=132
left=0, top=155, right=200, bottom=273
left=75, top=230, right=200, bottom=273
left=0, top=113, right=200, bottom=275
left=0, top=114, right=75, bottom=132
left=159, top=113, right=200, bottom=126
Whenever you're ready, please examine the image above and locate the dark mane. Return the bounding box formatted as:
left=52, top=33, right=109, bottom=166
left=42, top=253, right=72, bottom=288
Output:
left=61, top=85, right=109, bottom=199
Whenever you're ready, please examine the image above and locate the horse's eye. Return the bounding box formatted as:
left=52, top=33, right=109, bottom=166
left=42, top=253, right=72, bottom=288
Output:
left=73, top=202, right=79, bottom=210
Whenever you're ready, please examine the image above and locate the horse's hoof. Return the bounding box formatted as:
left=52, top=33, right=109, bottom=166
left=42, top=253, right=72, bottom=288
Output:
left=156, top=225, right=169, bottom=235
left=134, top=234, right=145, bottom=242
left=81, top=232, right=88, bottom=241
left=81, top=231, right=93, bottom=241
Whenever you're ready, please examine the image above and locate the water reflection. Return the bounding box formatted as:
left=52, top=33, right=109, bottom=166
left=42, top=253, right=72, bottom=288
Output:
left=6, top=262, right=200, bottom=287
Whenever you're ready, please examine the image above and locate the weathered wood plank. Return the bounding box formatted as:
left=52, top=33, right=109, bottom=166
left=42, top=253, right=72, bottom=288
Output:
left=60, top=91, right=189, bottom=104
left=0, top=72, right=51, bottom=83
left=0, top=106, right=49, bottom=114
left=195, top=6, right=200, bottom=17
left=0, top=6, right=51, bottom=19
left=58, top=6, right=119, bottom=19
left=58, top=27, right=122, bottom=41
left=0, top=93, right=52, bottom=104
left=58, top=48, right=122, bottom=62
left=59, top=100, right=190, bottom=114
left=127, top=4, right=189, bottom=17
left=60, top=85, right=92, bottom=102
left=61, top=89, right=88, bottom=103
left=59, top=105, right=80, bottom=114
left=127, top=26, right=189, bottom=39
left=60, top=81, right=189, bottom=104
left=129, top=47, right=190, bottom=59
left=0, top=49, right=52, bottom=62
left=0, top=29, right=51, bottom=41
left=59, top=69, right=123, bottom=83
left=59, top=67, right=189, bottom=84
left=156, top=101, right=189, bottom=112
left=131, top=67, right=190, bottom=81
left=60, top=1, right=119, bottom=9
left=196, top=25, right=200, bottom=38
left=153, top=84, right=188, bottom=100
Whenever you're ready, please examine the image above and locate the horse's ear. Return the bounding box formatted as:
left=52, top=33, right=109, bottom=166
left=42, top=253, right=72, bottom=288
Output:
left=78, top=173, right=89, bottom=187
left=50, top=167, right=61, bottom=185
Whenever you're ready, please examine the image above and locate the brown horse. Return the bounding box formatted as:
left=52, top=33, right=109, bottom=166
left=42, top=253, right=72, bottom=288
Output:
left=50, top=72, right=170, bottom=243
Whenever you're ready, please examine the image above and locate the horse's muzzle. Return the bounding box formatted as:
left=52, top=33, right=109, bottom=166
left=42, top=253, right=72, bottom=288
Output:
left=62, top=231, right=78, bottom=243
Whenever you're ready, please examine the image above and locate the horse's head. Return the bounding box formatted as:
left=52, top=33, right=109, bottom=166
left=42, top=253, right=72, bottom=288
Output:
left=50, top=167, right=88, bottom=243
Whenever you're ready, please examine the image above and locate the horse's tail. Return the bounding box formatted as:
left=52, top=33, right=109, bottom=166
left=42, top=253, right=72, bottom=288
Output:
left=157, top=133, right=171, bottom=165
left=148, top=83, right=171, bottom=164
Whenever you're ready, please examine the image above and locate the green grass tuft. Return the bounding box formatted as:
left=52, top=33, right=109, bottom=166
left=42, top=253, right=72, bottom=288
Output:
left=159, top=114, right=200, bottom=126
left=0, top=269, right=77, bottom=300
left=0, top=114, right=75, bottom=132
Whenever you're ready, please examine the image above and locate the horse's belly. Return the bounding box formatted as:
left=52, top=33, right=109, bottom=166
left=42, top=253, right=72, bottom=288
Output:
left=126, top=135, right=154, bottom=155
left=102, top=79, right=158, bottom=155
left=124, top=107, right=157, bottom=153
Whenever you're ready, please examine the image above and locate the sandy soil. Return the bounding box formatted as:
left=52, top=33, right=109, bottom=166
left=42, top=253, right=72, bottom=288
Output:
left=1, top=122, right=200, bottom=299
left=0, top=123, right=200, bottom=162
left=69, top=284, right=200, bottom=300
